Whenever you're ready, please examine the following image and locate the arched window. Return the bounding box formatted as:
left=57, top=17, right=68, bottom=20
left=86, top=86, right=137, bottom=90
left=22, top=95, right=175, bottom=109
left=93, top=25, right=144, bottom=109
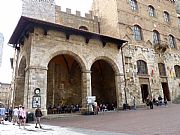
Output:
left=164, top=11, right=170, bottom=22
left=158, top=63, right=166, bottom=76
left=148, top=5, right=155, bottom=17
left=129, top=0, right=138, bottom=11
left=137, top=60, right=148, bottom=75
left=79, top=26, right=88, bottom=31
left=174, top=65, right=180, bottom=78
left=168, top=35, right=176, bottom=48
left=133, top=25, right=142, bottom=41
left=153, top=30, right=160, bottom=44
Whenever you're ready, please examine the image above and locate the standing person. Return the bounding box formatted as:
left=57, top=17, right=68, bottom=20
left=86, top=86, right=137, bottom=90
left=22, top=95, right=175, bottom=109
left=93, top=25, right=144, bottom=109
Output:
left=149, top=99, right=153, bottom=109
left=93, top=102, right=98, bottom=115
left=8, top=107, right=13, bottom=122
left=18, top=106, right=26, bottom=129
left=158, top=95, right=163, bottom=106
left=12, top=106, right=19, bottom=125
left=133, top=96, right=136, bottom=110
left=146, top=97, right=150, bottom=109
left=164, top=98, right=168, bottom=106
left=35, top=105, right=43, bottom=128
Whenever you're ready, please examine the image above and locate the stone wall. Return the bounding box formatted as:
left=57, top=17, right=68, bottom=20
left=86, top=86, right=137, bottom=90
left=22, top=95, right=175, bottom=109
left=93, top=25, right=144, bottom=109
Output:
left=92, top=0, right=180, bottom=104
left=15, top=27, right=125, bottom=114
left=22, top=0, right=55, bottom=22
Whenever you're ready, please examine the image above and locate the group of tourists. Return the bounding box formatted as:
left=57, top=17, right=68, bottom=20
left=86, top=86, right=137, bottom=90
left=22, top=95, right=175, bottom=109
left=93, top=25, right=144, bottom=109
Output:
left=47, top=104, right=81, bottom=114
left=12, top=105, right=26, bottom=128
left=92, top=102, right=117, bottom=115
left=0, top=105, right=43, bottom=129
left=145, top=95, right=168, bottom=109
left=153, top=95, right=168, bottom=106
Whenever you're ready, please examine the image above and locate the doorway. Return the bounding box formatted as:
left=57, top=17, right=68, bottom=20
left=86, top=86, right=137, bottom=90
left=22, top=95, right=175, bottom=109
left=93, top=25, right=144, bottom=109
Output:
left=141, top=84, right=149, bottom=103
left=161, top=83, right=171, bottom=101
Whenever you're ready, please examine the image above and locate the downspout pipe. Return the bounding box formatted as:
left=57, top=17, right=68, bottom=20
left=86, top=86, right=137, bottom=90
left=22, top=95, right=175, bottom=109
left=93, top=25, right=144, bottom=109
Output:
left=120, top=43, right=128, bottom=109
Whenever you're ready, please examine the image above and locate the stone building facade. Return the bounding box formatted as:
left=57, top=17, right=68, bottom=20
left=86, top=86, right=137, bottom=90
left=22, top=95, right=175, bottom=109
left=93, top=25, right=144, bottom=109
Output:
left=9, top=0, right=127, bottom=115
left=0, top=82, right=11, bottom=107
left=92, top=0, right=180, bottom=104
left=9, top=0, right=180, bottom=115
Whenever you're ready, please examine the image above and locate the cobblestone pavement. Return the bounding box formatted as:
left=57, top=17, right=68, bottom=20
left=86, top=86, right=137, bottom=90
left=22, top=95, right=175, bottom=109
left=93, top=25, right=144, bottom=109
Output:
left=42, top=103, right=180, bottom=135
left=0, top=121, right=128, bottom=135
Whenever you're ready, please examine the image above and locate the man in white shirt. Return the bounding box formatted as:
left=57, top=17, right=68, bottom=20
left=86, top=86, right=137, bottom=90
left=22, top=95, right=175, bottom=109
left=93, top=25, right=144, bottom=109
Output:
left=12, top=106, right=19, bottom=125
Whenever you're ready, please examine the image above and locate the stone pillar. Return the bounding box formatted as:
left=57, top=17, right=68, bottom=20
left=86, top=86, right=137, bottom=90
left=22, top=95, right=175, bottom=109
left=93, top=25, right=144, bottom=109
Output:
left=15, top=76, right=25, bottom=106
left=115, top=73, right=124, bottom=109
left=24, top=66, right=48, bottom=115
left=81, top=70, right=92, bottom=110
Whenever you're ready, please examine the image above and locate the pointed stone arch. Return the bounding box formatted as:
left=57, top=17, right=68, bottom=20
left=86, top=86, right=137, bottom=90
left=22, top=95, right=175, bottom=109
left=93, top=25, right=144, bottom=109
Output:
left=136, top=54, right=147, bottom=62
left=18, top=56, right=26, bottom=77
left=15, top=56, right=26, bottom=106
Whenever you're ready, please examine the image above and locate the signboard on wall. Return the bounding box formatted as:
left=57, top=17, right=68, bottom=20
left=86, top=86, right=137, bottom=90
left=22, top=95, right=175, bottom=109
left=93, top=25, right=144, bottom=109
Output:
left=86, top=96, right=96, bottom=104
left=32, top=96, right=41, bottom=108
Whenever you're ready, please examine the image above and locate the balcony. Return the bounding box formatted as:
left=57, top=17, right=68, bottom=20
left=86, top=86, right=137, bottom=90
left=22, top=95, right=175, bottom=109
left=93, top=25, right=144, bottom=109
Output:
left=153, top=40, right=169, bottom=53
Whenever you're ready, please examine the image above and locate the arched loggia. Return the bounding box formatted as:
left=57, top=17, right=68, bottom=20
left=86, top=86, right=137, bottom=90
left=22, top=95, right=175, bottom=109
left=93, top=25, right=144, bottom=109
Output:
left=91, top=59, right=117, bottom=110
left=47, top=54, right=82, bottom=114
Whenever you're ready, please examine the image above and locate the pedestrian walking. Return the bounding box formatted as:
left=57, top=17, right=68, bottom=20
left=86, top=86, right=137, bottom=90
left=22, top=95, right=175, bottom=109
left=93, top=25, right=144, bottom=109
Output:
left=18, top=106, right=26, bottom=129
left=12, top=106, right=19, bottom=125
left=149, top=99, right=153, bottom=109
left=8, top=107, right=13, bottom=122
left=35, top=105, right=43, bottom=128
left=133, top=96, right=136, bottom=110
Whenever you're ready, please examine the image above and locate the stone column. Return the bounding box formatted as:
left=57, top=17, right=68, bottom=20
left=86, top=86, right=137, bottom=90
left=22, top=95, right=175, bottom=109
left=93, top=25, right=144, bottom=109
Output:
left=115, top=73, right=124, bottom=109
left=15, top=76, right=25, bottom=106
left=24, top=66, right=48, bottom=115
left=81, top=70, right=92, bottom=110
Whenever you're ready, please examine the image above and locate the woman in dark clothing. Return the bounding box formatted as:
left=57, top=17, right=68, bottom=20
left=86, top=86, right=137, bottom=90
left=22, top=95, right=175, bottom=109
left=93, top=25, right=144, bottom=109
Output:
left=35, top=105, right=43, bottom=128
left=149, top=99, right=153, bottom=109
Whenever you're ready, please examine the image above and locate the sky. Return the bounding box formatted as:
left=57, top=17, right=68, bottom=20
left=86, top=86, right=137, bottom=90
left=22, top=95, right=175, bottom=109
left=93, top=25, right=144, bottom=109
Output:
left=0, top=0, right=93, bottom=84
